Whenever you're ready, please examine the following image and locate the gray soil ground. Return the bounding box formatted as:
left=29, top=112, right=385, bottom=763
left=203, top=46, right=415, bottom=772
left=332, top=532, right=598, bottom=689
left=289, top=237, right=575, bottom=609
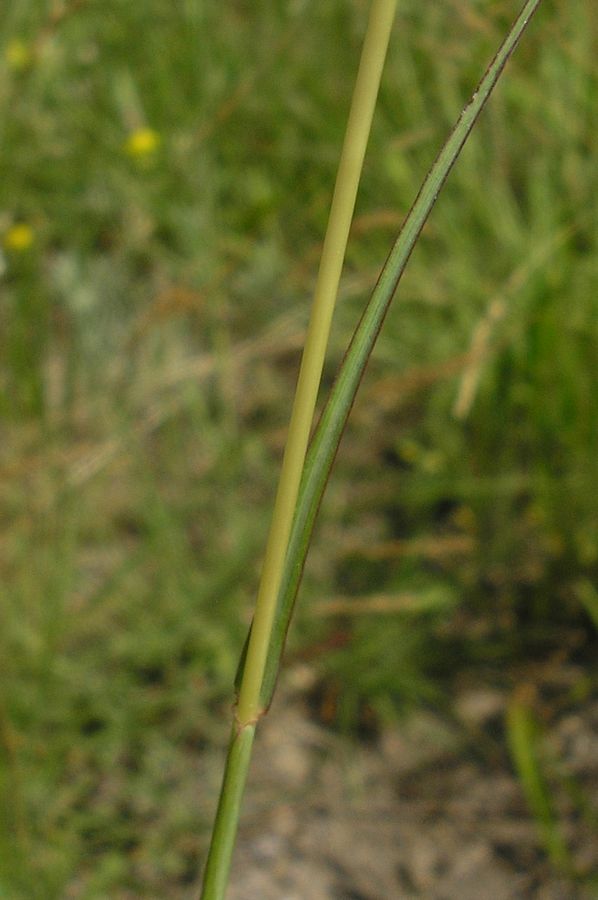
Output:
left=220, top=667, right=598, bottom=899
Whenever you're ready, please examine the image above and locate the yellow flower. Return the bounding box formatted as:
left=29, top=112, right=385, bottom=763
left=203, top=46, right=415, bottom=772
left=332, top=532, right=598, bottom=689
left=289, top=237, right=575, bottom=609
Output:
left=124, top=127, right=161, bottom=159
left=5, top=39, right=32, bottom=72
left=4, top=223, right=34, bottom=252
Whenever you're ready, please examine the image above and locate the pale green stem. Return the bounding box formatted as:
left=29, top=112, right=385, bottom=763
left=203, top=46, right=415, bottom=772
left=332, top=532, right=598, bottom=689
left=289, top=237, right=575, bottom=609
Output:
left=199, top=5, right=396, bottom=897
left=199, top=724, right=256, bottom=899
left=236, top=0, right=397, bottom=727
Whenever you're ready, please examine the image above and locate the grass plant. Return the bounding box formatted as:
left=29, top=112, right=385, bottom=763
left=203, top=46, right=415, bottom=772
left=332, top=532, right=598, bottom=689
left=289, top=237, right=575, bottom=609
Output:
left=506, top=687, right=570, bottom=871
left=202, top=1, right=543, bottom=895
left=1, top=1, right=597, bottom=897
left=201, top=3, right=398, bottom=893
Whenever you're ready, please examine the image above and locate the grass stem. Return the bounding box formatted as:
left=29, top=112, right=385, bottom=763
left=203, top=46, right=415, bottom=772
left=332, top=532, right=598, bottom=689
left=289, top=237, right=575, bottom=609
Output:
left=236, top=0, right=397, bottom=728
left=200, top=3, right=397, bottom=896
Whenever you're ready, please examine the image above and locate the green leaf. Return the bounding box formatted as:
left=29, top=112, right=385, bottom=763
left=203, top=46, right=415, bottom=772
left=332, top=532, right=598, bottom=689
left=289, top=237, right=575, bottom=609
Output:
left=506, top=691, right=571, bottom=869
left=236, top=0, right=545, bottom=712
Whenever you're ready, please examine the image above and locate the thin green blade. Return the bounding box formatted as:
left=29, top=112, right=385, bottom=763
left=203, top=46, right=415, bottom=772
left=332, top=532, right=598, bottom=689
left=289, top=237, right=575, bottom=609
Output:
left=506, top=693, right=570, bottom=869
left=235, top=0, right=544, bottom=712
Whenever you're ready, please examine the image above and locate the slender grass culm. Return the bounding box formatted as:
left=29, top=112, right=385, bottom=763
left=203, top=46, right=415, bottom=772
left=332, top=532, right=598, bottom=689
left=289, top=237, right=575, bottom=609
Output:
left=199, top=1, right=543, bottom=897
left=200, top=3, right=398, bottom=895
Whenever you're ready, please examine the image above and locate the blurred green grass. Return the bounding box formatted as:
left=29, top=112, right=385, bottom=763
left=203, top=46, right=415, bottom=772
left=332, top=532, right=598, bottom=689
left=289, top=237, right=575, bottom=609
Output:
left=1, top=0, right=597, bottom=895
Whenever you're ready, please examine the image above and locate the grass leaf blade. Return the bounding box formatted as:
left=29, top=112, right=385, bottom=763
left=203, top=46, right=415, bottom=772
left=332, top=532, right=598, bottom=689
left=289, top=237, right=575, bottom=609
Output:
left=246, top=0, right=544, bottom=711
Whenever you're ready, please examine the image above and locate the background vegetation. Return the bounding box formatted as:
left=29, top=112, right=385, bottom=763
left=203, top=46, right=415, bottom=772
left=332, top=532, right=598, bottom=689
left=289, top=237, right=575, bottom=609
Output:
left=1, top=0, right=596, bottom=896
